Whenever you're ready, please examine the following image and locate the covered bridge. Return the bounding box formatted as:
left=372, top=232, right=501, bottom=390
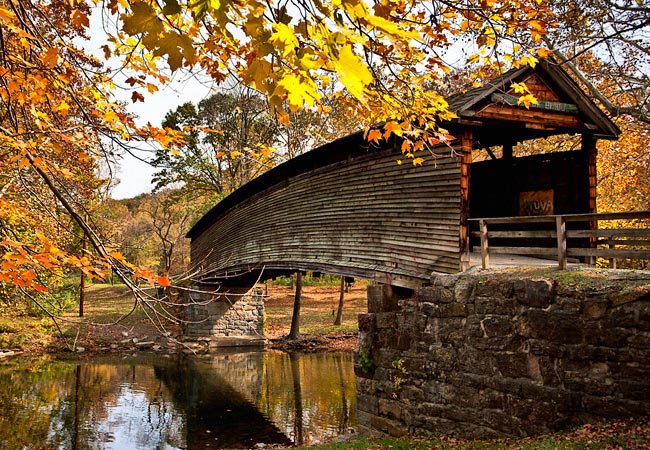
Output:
left=187, top=59, right=619, bottom=289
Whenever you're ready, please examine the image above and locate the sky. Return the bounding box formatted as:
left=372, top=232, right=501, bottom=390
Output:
left=86, top=7, right=211, bottom=200
left=110, top=75, right=211, bottom=199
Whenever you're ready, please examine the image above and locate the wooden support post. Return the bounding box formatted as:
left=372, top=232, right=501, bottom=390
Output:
left=608, top=236, right=617, bottom=269
left=556, top=215, right=567, bottom=270
left=583, top=134, right=598, bottom=265
left=479, top=219, right=490, bottom=269
left=460, top=130, right=473, bottom=271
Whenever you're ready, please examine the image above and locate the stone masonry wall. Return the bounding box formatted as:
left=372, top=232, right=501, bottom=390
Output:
left=356, top=269, right=650, bottom=439
left=184, top=286, right=265, bottom=340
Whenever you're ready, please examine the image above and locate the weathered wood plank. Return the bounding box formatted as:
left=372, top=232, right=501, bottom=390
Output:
left=567, top=248, right=650, bottom=259
left=191, top=143, right=463, bottom=280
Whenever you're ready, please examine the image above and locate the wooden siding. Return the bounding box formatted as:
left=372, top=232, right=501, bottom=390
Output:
left=190, top=143, right=463, bottom=287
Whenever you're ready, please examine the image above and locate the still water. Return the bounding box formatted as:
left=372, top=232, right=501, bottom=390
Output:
left=0, top=351, right=356, bottom=449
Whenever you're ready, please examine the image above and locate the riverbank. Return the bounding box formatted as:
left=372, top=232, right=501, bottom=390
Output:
left=0, top=282, right=363, bottom=355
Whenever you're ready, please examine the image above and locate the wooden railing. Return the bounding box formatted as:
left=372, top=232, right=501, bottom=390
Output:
left=468, top=211, right=650, bottom=269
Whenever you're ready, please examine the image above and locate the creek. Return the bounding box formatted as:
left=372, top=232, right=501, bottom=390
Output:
left=0, top=350, right=356, bottom=449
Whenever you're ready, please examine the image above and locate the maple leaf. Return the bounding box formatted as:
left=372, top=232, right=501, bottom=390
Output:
left=332, top=45, right=373, bottom=100
left=153, top=31, right=196, bottom=71
left=131, top=91, right=145, bottom=103
left=365, top=129, right=383, bottom=143
left=278, top=73, right=320, bottom=107
left=190, top=0, right=220, bottom=21
left=383, top=121, right=403, bottom=139
left=518, top=94, right=539, bottom=109
left=122, top=2, right=164, bottom=37
left=41, top=48, right=59, bottom=69
left=270, top=23, right=299, bottom=58
left=70, top=10, right=89, bottom=28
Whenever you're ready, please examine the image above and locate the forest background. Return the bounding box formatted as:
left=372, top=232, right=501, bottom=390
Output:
left=0, top=0, right=649, bottom=325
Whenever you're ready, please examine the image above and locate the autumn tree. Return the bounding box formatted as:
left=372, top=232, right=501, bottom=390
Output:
left=1, top=0, right=557, bottom=321
left=138, top=189, right=195, bottom=278
left=0, top=0, right=182, bottom=318
left=152, top=87, right=278, bottom=194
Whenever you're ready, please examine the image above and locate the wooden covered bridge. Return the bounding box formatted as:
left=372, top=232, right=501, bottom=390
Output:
left=186, top=59, right=620, bottom=290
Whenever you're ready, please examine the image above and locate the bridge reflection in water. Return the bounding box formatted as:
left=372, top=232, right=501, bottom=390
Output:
left=0, top=351, right=356, bottom=449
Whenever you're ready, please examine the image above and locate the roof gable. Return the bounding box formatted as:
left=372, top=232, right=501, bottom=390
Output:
left=447, top=60, right=620, bottom=140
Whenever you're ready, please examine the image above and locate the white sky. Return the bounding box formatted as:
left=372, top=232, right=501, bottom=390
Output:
left=110, top=76, right=211, bottom=199
left=87, top=7, right=212, bottom=199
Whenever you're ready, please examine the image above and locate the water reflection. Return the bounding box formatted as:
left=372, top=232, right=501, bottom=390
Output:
left=0, top=351, right=356, bottom=449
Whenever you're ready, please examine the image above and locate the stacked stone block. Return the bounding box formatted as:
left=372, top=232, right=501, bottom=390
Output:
left=184, top=286, right=265, bottom=340
left=357, top=270, right=650, bottom=438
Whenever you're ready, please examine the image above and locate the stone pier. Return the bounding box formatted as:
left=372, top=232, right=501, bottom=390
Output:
left=184, top=284, right=266, bottom=348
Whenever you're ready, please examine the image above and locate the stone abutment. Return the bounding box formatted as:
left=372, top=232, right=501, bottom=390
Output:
left=357, top=269, right=650, bottom=438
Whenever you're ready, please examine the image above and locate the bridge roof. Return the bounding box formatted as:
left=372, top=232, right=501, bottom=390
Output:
left=187, top=59, right=619, bottom=241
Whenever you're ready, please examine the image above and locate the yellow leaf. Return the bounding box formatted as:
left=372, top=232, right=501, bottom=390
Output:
left=277, top=73, right=321, bottom=107
left=412, top=157, right=425, bottom=166
left=518, top=94, right=539, bottom=109
left=333, top=45, right=373, bottom=100
left=110, top=251, right=126, bottom=261
left=0, top=6, right=16, bottom=21
left=366, top=14, right=419, bottom=40
left=54, top=100, right=70, bottom=116
left=270, top=23, right=299, bottom=58
left=537, top=47, right=553, bottom=58
left=511, top=82, right=529, bottom=95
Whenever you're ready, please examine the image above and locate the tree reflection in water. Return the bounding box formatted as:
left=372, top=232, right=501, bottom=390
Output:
left=0, top=351, right=356, bottom=449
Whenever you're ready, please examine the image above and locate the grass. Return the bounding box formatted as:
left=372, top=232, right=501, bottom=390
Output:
left=264, top=282, right=368, bottom=336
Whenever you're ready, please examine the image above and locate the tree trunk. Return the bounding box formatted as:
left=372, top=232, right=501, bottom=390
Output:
left=79, top=232, right=86, bottom=317
left=288, top=272, right=302, bottom=339
left=334, top=276, right=345, bottom=325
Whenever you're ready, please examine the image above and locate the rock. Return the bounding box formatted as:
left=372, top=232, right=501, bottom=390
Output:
left=121, top=331, right=129, bottom=337
left=75, top=346, right=85, bottom=353
left=135, top=341, right=155, bottom=348
left=0, top=350, right=15, bottom=358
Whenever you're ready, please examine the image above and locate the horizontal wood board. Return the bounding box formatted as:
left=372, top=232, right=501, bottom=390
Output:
left=190, top=144, right=463, bottom=283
